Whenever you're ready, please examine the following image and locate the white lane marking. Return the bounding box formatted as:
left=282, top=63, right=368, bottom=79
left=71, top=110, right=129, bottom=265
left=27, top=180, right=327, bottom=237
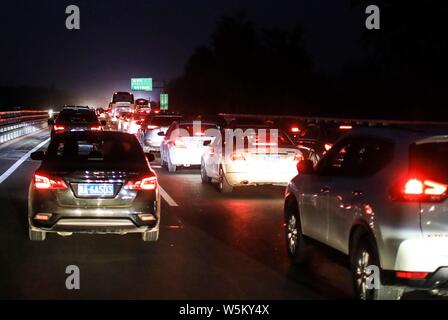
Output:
left=0, top=138, right=50, bottom=185
left=159, top=185, right=179, bottom=207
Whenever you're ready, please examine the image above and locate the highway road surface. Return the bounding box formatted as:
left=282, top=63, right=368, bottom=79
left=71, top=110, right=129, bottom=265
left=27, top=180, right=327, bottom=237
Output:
left=0, top=128, right=356, bottom=299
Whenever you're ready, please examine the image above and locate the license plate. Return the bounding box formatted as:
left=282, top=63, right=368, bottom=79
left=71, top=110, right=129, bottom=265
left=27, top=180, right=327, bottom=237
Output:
left=78, top=184, right=114, bottom=197
left=261, top=154, right=280, bottom=161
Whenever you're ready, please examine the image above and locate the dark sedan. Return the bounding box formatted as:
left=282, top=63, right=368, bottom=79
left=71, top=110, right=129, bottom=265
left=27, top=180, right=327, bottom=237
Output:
left=28, top=131, right=160, bottom=242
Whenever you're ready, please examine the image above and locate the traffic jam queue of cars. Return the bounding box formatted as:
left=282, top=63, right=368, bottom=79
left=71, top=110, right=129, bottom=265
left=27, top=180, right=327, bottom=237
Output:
left=42, top=105, right=448, bottom=299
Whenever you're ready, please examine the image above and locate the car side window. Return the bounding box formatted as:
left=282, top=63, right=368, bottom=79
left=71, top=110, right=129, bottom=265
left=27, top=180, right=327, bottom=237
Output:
left=317, top=136, right=394, bottom=177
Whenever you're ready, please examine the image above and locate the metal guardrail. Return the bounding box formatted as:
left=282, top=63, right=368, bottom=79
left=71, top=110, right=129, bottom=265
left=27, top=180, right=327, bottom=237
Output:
left=0, top=110, right=48, bottom=144
left=218, top=113, right=448, bottom=127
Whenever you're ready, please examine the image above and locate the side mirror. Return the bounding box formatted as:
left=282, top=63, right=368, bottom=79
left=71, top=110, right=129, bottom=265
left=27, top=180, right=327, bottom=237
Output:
left=157, top=131, right=165, bottom=137
left=145, top=153, right=155, bottom=162
left=297, top=159, right=314, bottom=174
left=203, top=140, right=212, bottom=146
left=30, top=151, right=45, bottom=161
left=48, top=119, right=55, bottom=126
left=100, top=120, right=107, bottom=126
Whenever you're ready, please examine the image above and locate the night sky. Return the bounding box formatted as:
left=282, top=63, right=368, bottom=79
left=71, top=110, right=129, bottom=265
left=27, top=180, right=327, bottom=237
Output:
left=0, top=0, right=364, bottom=107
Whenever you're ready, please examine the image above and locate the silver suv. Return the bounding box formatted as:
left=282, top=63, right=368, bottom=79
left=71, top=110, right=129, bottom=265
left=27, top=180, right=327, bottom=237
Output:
left=284, top=127, right=448, bottom=299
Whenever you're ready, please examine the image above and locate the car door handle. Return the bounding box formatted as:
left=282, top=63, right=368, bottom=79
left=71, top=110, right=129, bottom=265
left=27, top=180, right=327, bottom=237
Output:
left=352, top=190, right=363, bottom=196
left=320, top=186, right=331, bottom=193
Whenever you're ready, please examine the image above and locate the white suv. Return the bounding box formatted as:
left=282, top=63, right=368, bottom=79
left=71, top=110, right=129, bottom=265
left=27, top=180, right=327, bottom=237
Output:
left=284, top=127, right=448, bottom=299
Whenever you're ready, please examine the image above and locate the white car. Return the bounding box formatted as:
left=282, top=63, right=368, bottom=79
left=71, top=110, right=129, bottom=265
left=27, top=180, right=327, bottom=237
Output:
left=160, top=121, right=218, bottom=173
left=285, top=127, right=448, bottom=299
left=201, top=126, right=303, bottom=193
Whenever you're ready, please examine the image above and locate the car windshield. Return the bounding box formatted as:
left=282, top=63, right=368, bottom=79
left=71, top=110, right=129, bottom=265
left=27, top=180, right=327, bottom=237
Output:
left=57, top=110, right=98, bottom=123
left=45, top=134, right=145, bottom=166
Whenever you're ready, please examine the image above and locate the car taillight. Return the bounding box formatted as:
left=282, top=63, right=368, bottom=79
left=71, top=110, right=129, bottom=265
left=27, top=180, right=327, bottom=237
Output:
left=339, top=125, right=352, bottom=130
left=91, top=125, right=102, bottom=131
left=34, top=174, right=68, bottom=190
left=391, top=177, right=448, bottom=202
left=231, top=153, right=245, bottom=161
left=294, top=153, right=304, bottom=162
left=290, top=127, right=300, bottom=133
left=125, top=176, right=157, bottom=190
left=54, top=125, right=65, bottom=132
left=324, top=143, right=333, bottom=151
left=147, top=125, right=160, bottom=130
left=396, top=271, right=428, bottom=279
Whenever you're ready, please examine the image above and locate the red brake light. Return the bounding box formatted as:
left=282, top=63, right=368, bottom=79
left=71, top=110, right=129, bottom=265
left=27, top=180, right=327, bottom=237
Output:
left=396, top=271, right=428, bottom=279
left=34, top=174, right=68, bottom=190
left=125, top=176, right=157, bottom=190
left=147, top=125, right=160, bottom=130
left=54, top=125, right=65, bottom=132
left=392, top=178, right=448, bottom=202
left=91, top=125, right=102, bottom=131
left=290, top=127, right=300, bottom=133
left=294, top=153, right=304, bottom=162
left=339, top=125, right=353, bottom=130
left=324, top=143, right=333, bottom=151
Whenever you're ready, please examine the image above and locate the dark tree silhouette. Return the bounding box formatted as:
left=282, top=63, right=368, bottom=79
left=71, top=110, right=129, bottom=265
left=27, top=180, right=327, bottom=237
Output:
left=168, top=13, right=314, bottom=115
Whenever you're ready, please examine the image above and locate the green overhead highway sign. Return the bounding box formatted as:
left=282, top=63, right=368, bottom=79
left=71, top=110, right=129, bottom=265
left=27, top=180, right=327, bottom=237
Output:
left=160, top=94, right=169, bottom=110
left=131, top=78, right=153, bottom=91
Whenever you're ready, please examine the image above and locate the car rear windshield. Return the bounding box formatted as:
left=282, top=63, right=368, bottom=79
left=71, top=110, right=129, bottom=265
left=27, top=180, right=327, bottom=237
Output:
left=147, top=116, right=182, bottom=127
left=179, top=123, right=217, bottom=136
left=45, top=135, right=145, bottom=165
left=57, top=110, right=98, bottom=123
left=409, top=142, right=448, bottom=182
left=227, top=130, right=296, bottom=148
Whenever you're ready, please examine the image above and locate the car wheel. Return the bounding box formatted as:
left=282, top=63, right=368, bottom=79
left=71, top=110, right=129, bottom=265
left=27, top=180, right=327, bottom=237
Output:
left=29, top=228, right=46, bottom=241
left=201, top=161, right=211, bottom=183
left=285, top=201, right=311, bottom=264
left=350, top=235, right=404, bottom=300
left=167, top=157, right=177, bottom=173
left=142, top=228, right=159, bottom=242
left=218, top=166, right=232, bottom=193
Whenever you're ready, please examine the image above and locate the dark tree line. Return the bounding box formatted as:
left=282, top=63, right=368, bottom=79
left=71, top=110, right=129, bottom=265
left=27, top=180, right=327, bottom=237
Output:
left=168, top=13, right=315, bottom=115
left=169, top=2, right=448, bottom=120
left=0, top=86, right=75, bottom=111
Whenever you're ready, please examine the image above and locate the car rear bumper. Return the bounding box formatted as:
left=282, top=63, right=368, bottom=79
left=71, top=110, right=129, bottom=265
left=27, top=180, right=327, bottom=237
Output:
left=392, top=238, right=448, bottom=273
left=29, top=206, right=159, bottom=233
left=224, top=170, right=297, bottom=186
left=169, top=148, right=203, bottom=166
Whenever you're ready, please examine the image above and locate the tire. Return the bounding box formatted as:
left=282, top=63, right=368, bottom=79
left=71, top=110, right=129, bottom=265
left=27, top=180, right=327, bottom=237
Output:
left=350, top=235, right=404, bottom=300
left=285, top=200, right=311, bottom=264
left=218, top=166, right=233, bottom=193
left=201, top=161, right=211, bottom=183
left=167, top=159, right=177, bottom=173
left=29, top=228, right=46, bottom=241
left=142, top=228, right=159, bottom=242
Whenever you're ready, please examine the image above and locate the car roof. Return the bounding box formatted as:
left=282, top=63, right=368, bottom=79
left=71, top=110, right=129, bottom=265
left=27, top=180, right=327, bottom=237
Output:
left=344, top=126, right=448, bottom=144
left=62, top=106, right=90, bottom=110
left=177, top=120, right=218, bottom=126
left=51, top=131, right=138, bottom=141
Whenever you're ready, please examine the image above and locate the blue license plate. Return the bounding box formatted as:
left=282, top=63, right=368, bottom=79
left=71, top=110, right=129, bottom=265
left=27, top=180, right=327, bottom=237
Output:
left=78, top=184, right=114, bottom=196
left=261, top=155, right=280, bottom=161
